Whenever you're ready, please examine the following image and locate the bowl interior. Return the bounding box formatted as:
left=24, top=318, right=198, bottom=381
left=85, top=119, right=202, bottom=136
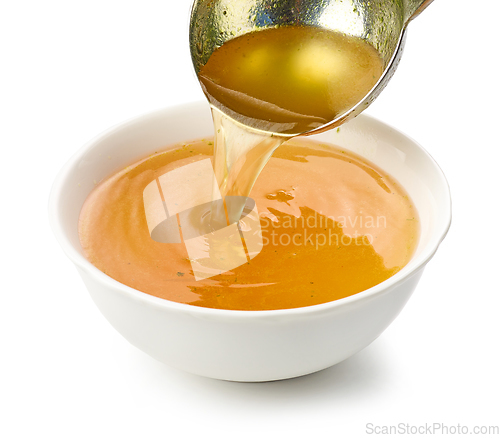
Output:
left=315, top=116, right=450, bottom=270
left=50, top=101, right=450, bottom=302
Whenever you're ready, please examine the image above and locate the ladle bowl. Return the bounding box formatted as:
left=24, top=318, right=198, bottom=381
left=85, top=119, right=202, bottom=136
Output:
left=190, top=0, right=433, bottom=136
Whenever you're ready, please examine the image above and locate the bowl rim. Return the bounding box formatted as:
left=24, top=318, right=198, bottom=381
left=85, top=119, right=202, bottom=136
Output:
left=48, top=100, right=452, bottom=319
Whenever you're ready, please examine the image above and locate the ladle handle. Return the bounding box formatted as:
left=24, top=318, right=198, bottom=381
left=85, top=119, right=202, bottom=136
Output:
left=406, top=0, right=434, bottom=22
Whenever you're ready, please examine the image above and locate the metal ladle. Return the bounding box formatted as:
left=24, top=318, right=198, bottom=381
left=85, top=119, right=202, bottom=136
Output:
left=190, top=0, right=434, bottom=136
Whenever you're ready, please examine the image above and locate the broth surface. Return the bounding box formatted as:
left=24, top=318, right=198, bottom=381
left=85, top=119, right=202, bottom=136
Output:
left=79, top=25, right=416, bottom=311
left=79, top=138, right=419, bottom=311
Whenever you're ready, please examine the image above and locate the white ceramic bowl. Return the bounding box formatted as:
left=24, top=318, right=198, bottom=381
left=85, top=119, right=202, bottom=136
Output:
left=49, top=101, right=451, bottom=382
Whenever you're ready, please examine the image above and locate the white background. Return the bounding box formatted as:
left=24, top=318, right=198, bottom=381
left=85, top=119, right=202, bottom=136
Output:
left=1, top=1, right=499, bottom=437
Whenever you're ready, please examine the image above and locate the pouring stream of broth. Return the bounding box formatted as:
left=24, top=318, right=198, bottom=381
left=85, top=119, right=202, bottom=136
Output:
left=198, top=26, right=384, bottom=223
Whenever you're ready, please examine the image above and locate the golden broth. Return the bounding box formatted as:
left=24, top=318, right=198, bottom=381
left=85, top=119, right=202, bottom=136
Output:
left=79, top=138, right=419, bottom=311
left=199, top=26, right=384, bottom=135
left=78, top=26, right=416, bottom=311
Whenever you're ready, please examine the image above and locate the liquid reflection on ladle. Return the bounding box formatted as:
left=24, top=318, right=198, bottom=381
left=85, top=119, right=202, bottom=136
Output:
left=199, top=26, right=384, bottom=136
